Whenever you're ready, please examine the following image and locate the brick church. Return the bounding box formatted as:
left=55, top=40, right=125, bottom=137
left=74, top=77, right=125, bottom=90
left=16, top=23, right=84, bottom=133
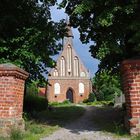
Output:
left=47, top=22, right=92, bottom=103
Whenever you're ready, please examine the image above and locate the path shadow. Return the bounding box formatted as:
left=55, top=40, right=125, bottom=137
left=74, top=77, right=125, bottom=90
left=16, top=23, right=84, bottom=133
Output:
left=27, top=105, right=128, bottom=136
left=64, top=106, right=127, bottom=136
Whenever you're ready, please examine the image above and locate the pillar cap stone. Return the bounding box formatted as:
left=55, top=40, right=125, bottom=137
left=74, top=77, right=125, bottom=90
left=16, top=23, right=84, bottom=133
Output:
left=121, top=59, right=140, bottom=73
left=0, top=63, right=29, bottom=80
left=122, top=59, right=140, bottom=65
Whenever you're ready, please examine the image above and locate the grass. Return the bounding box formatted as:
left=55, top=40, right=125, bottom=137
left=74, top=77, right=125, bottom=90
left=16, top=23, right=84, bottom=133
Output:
left=0, top=104, right=85, bottom=140
left=34, top=104, right=85, bottom=126
left=0, top=137, right=8, bottom=140
left=88, top=105, right=140, bottom=139
left=131, top=135, right=140, bottom=140
left=48, top=100, right=72, bottom=107
left=91, top=106, right=128, bottom=137
left=23, top=93, right=48, bottom=112
left=23, top=121, right=59, bottom=140
left=25, top=104, right=85, bottom=139
left=3, top=97, right=140, bottom=140
left=0, top=122, right=59, bottom=140
left=82, top=100, right=114, bottom=106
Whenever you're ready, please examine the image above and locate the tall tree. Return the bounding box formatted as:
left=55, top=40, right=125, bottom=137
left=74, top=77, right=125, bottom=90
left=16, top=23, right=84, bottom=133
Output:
left=93, top=70, right=122, bottom=101
left=60, top=0, right=140, bottom=73
left=0, top=0, right=65, bottom=83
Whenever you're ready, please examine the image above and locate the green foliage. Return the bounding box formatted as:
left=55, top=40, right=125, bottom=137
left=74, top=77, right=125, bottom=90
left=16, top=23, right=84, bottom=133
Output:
left=93, top=70, right=122, bottom=101
left=7, top=121, right=59, bottom=140
left=0, top=137, right=9, bottom=140
left=49, top=99, right=72, bottom=106
left=82, top=98, right=89, bottom=103
left=88, top=93, right=96, bottom=102
left=62, top=99, right=71, bottom=104
left=10, top=128, right=23, bottom=140
left=49, top=102, right=60, bottom=106
left=85, top=101, right=114, bottom=106
left=83, top=93, right=96, bottom=103
left=28, top=124, right=44, bottom=134
left=26, top=81, right=39, bottom=95
left=61, top=0, right=140, bottom=73
left=23, top=93, right=48, bottom=113
left=131, top=135, right=140, bottom=140
left=0, top=0, right=66, bottom=82
left=23, top=121, right=59, bottom=140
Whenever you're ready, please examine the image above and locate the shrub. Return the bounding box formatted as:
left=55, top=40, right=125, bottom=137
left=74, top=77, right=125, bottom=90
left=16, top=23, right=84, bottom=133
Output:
left=49, top=102, right=60, bottom=106
left=92, top=70, right=122, bottom=102
left=23, top=93, right=48, bottom=113
left=88, top=93, right=96, bottom=102
left=49, top=99, right=71, bottom=107
left=26, top=82, right=39, bottom=95
left=83, top=93, right=96, bottom=103
left=95, top=91, right=105, bottom=101
left=62, top=99, right=71, bottom=104
left=83, top=98, right=88, bottom=103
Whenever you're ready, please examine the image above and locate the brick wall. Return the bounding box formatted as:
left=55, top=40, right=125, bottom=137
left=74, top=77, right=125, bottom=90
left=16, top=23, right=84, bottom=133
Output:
left=38, top=87, right=46, bottom=97
left=121, top=59, right=140, bottom=135
left=0, top=63, right=29, bottom=135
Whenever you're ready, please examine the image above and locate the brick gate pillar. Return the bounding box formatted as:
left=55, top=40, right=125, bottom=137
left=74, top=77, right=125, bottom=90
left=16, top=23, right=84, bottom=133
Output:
left=0, top=63, right=29, bottom=135
left=121, top=59, right=140, bottom=135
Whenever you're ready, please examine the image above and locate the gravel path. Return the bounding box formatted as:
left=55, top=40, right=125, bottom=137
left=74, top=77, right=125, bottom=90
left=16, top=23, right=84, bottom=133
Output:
left=41, top=106, right=129, bottom=140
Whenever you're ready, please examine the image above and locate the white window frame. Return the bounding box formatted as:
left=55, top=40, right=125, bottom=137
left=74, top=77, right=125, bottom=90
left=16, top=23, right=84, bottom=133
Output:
left=54, top=83, right=60, bottom=94
left=79, top=83, right=84, bottom=94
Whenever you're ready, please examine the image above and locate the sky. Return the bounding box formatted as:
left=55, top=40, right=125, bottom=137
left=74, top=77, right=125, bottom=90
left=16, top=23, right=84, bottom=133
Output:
left=50, top=2, right=99, bottom=77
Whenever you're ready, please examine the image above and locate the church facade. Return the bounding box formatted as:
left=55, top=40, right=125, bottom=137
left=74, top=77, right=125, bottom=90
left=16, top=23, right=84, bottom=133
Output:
left=47, top=24, right=92, bottom=103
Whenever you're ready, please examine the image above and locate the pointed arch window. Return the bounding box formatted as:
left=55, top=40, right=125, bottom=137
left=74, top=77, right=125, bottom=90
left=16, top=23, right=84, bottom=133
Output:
left=67, top=45, right=72, bottom=73
left=80, top=72, right=86, bottom=77
left=60, top=56, right=65, bottom=76
left=53, top=68, right=58, bottom=76
left=79, top=83, right=84, bottom=94
left=54, top=83, right=60, bottom=94
left=74, top=56, right=79, bottom=76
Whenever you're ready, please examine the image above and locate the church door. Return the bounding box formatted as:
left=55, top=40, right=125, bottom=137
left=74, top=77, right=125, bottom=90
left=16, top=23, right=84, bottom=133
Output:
left=66, top=89, right=73, bottom=103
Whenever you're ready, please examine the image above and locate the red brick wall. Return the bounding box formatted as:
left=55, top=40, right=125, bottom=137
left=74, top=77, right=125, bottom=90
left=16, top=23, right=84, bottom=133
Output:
left=38, top=88, right=46, bottom=97
left=121, top=59, right=140, bottom=135
left=47, top=78, right=91, bottom=103
left=0, top=64, right=29, bottom=135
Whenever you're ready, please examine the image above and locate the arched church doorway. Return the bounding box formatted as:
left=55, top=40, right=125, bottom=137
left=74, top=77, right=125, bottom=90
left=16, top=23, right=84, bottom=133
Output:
left=66, top=88, right=73, bottom=103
